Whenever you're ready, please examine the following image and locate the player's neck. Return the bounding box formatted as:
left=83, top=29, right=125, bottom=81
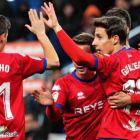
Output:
left=112, top=44, right=125, bottom=54
left=126, top=40, right=130, bottom=48
left=75, top=70, right=96, bottom=81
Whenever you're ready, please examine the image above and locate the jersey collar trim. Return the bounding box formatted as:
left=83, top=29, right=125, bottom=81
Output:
left=72, top=70, right=98, bottom=83
left=114, top=47, right=126, bottom=54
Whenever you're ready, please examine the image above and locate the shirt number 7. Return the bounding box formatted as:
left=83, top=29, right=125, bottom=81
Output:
left=0, top=82, right=13, bottom=120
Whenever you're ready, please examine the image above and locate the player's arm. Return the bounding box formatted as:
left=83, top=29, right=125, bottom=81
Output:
left=25, top=9, right=59, bottom=70
left=108, top=92, right=140, bottom=108
left=31, top=87, right=62, bottom=122
left=41, top=2, right=95, bottom=69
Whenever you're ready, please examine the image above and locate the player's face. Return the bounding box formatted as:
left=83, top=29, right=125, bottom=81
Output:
left=0, top=33, right=8, bottom=51
left=92, top=27, right=114, bottom=54
left=73, top=44, right=91, bottom=75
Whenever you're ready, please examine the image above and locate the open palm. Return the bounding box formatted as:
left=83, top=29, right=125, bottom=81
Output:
left=41, top=2, right=58, bottom=29
left=32, top=88, right=54, bottom=106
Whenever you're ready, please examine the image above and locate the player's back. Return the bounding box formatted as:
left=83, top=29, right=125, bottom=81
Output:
left=0, top=52, right=45, bottom=140
left=0, top=53, right=25, bottom=139
left=97, top=48, right=140, bottom=139
left=52, top=71, right=104, bottom=140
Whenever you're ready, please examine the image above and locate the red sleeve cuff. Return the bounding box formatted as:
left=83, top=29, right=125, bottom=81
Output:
left=130, top=94, right=140, bottom=104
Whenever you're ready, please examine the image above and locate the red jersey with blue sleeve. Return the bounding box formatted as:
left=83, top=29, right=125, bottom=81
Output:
left=0, top=52, right=47, bottom=140
left=93, top=48, right=140, bottom=140
left=50, top=71, right=104, bottom=140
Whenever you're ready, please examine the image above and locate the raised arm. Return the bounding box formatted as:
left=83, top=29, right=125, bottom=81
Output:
left=41, top=2, right=95, bottom=69
left=25, top=9, right=59, bottom=70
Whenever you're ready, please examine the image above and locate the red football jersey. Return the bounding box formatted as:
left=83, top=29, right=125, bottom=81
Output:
left=51, top=71, right=104, bottom=140
left=0, top=53, right=46, bottom=140
left=94, top=48, right=140, bottom=140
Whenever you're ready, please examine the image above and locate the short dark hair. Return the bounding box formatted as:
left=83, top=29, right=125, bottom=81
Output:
left=105, top=7, right=131, bottom=29
left=72, top=32, right=95, bottom=53
left=93, top=16, right=127, bottom=45
left=0, top=15, right=11, bottom=36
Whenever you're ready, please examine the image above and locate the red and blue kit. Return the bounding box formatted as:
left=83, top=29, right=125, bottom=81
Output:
left=94, top=48, right=140, bottom=140
left=48, top=71, right=104, bottom=140
left=56, top=30, right=140, bottom=140
left=0, top=53, right=47, bottom=140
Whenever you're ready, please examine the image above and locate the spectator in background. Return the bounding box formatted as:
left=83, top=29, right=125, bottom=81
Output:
left=129, top=0, right=140, bottom=29
left=82, top=5, right=101, bottom=34
left=46, top=68, right=63, bottom=91
left=115, top=0, right=131, bottom=11
left=0, top=0, right=11, bottom=18
left=24, top=94, right=52, bottom=140
left=8, top=2, right=31, bottom=41
left=58, top=1, right=82, bottom=38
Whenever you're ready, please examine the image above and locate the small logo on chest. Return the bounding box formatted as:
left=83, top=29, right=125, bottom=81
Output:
left=77, top=92, right=85, bottom=99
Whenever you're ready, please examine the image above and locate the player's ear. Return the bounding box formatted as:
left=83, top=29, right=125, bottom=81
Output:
left=113, top=35, right=119, bottom=45
left=0, top=33, right=6, bottom=42
left=127, top=27, right=129, bottom=35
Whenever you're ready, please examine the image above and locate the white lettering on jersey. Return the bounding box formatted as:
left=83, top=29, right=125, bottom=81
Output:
left=121, top=61, right=140, bottom=76
left=52, top=92, right=59, bottom=102
left=18, top=53, right=26, bottom=57
left=52, top=85, right=61, bottom=91
left=77, top=92, right=85, bottom=99
left=0, top=64, right=10, bottom=73
left=74, top=100, right=103, bottom=114
left=30, top=56, right=41, bottom=60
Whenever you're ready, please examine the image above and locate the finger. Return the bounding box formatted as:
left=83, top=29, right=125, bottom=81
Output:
left=108, top=96, right=118, bottom=100
left=28, top=10, right=32, bottom=23
left=138, top=47, right=140, bottom=50
left=110, top=105, right=118, bottom=109
left=44, top=2, right=51, bottom=14
left=31, top=92, right=39, bottom=99
left=25, top=24, right=31, bottom=31
left=33, top=9, right=39, bottom=20
left=34, top=90, right=41, bottom=94
left=40, top=11, right=43, bottom=21
left=34, top=98, right=41, bottom=104
left=50, top=2, right=55, bottom=13
left=114, top=92, right=119, bottom=95
left=29, top=9, right=35, bottom=22
left=138, top=43, right=140, bottom=46
left=41, top=5, right=50, bottom=18
left=41, top=86, right=46, bottom=91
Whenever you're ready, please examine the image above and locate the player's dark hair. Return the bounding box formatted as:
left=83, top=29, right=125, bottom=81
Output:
left=0, top=15, right=11, bottom=36
left=72, top=32, right=95, bottom=53
left=105, top=7, right=131, bottom=29
left=93, top=16, right=127, bottom=46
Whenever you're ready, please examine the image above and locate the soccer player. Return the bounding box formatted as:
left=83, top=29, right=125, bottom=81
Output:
left=0, top=9, right=59, bottom=140
left=32, top=32, right=104, bottom=140
left=105, top=8, right=140, bottom=108
left=41, top=2, right=140, bottom=139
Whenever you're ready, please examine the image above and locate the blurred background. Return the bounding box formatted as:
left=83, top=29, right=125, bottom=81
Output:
left=1, top=0, right=140, bottom=139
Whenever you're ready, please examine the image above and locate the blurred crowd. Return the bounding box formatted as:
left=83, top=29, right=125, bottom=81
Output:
left=1, top=0, right=140, bottom=139
left=2, top=0, right=140, bottom=67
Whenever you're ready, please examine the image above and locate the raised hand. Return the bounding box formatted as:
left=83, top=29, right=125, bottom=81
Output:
left=25, top=9, right=45, bottom=36
left=41, top=2, right=62, bottom=32
left=31, top=87, right=54, bottom=106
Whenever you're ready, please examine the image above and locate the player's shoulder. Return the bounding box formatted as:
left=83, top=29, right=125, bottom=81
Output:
left=52, top=73, right=74, bottom=91
left=55, top=73, right=74, bottom=84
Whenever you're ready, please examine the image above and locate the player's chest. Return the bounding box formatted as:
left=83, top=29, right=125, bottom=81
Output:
left=66, top=82, right=103, bottom=107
